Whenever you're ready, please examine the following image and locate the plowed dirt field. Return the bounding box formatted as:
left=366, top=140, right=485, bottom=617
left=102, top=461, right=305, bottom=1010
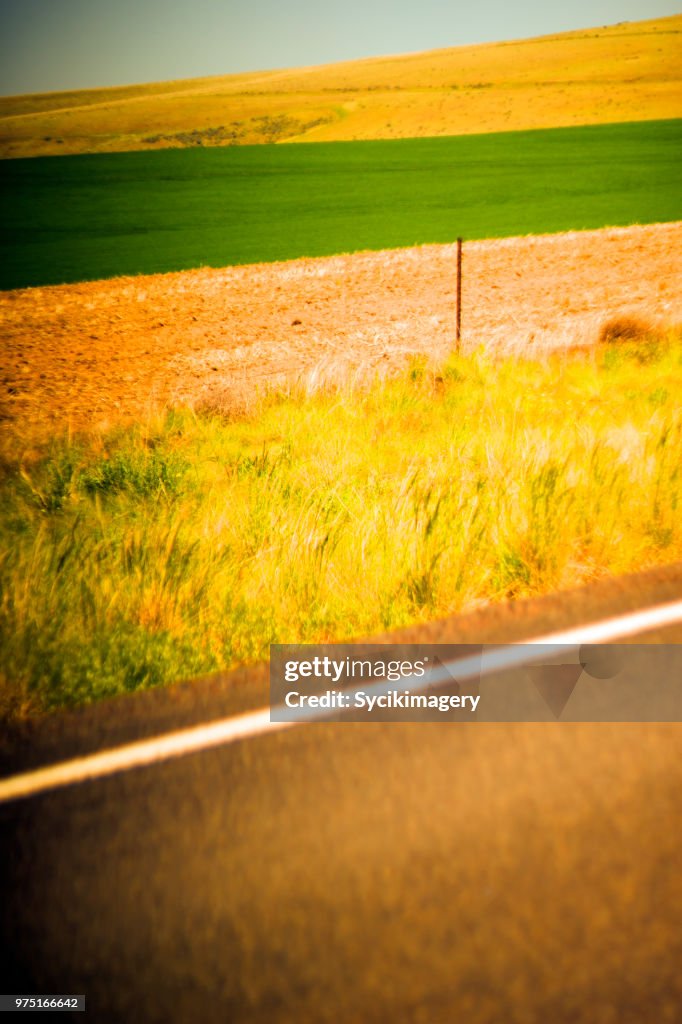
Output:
left=1, top=221, right=680, bottom=451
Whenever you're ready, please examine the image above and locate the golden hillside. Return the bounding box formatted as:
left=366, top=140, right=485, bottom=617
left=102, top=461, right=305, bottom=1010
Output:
left=1, top=14, right=680, bottom=158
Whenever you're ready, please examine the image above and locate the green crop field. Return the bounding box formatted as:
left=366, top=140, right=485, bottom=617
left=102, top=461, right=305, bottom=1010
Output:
left=1, top=118, right=680, bottom=291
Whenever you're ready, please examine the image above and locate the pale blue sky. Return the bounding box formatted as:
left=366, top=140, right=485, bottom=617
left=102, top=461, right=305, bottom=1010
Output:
left=0, top=0, right=679, bottom=96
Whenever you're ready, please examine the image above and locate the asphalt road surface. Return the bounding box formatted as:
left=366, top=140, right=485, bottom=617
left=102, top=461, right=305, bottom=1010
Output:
left=1, top=564, right=681, bottom=1023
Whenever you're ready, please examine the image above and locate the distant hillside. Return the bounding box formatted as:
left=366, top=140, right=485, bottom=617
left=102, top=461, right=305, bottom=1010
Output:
left=1, top=14, right=680, bottom=159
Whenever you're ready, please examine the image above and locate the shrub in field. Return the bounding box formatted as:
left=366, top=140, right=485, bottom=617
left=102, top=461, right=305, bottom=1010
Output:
left=598, top=315, right=653, bottom=344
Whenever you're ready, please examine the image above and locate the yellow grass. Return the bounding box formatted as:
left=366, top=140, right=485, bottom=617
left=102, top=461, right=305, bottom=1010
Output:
left=1, top=15, right=680, bottom=158
left=1, top=329, right=681, bottom=716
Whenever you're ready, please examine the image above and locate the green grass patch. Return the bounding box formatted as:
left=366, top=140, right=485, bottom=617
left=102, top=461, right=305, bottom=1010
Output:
left=1, top=330, right=681, bottom=718
left=1, top=119, right=680, bottom=290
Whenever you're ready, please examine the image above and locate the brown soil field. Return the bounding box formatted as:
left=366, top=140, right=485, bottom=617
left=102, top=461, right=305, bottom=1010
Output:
left=1, top=15, right=680, bottom=158
left=0, top=221, right=680, bottom=454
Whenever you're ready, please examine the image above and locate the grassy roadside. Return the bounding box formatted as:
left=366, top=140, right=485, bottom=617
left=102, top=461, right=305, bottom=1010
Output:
left=1, top=327, right=681, bottom=719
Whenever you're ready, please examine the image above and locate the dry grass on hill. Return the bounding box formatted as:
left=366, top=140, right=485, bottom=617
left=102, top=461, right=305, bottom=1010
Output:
left=1, top=15, right=680, bottom=158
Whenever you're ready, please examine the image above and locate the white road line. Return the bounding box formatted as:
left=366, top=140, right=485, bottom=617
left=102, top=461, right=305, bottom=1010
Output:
left=1, top=599, right=681, bottom=805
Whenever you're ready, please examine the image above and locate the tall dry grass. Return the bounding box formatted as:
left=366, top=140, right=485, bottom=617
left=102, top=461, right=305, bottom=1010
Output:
left=0, top=329, right=680, bottom=718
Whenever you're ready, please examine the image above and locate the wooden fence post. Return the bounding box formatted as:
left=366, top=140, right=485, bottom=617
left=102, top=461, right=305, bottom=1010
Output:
left=456, top=237, right=463, bottom=352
